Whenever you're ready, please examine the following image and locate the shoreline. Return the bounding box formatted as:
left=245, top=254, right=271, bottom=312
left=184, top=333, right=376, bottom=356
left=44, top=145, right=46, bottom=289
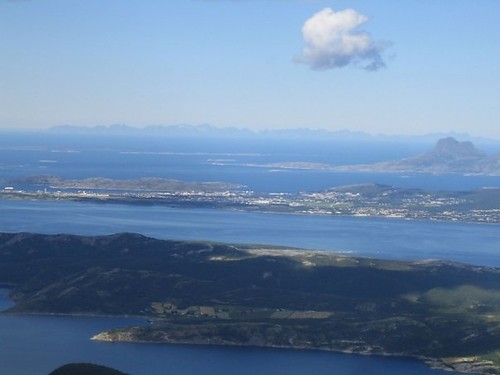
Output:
left=1, top=232, right=499, bottom=374
left=0, top=301, right=494, bottom=375
left=90, top=329, right=492, bottom=374
left=0, top=307, right=491, bottom=374
left=2, top=177, right=500, bottom=226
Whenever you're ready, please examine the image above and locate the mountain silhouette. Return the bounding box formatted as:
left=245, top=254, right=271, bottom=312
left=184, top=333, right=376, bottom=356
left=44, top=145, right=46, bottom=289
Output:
left=341, top=137, right=500, bottom=175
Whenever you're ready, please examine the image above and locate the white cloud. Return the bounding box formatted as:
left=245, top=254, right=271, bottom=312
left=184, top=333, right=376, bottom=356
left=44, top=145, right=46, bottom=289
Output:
left=295, top=8, right=388, bottom=71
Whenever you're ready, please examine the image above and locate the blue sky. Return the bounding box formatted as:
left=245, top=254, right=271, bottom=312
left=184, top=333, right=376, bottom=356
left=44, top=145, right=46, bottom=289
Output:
left=1, top=0, right=499, bottom=138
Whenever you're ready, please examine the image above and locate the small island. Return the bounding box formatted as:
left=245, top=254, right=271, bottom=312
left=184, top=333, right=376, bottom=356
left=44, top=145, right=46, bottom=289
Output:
left=1, top=232, right=499, bottom=374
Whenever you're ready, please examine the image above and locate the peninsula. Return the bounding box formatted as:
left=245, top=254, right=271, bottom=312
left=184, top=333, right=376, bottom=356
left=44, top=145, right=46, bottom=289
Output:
left=1, top=178, right=500, bottom=224
left=1, top=232, right=499, bottom=374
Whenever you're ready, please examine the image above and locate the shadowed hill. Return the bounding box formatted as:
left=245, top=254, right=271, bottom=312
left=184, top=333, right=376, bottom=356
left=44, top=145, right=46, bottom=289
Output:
left=1, top=232, right=500, bottom=373
left=48, top=363, right=128, bottom=375
left=1, top=232, right=499, bottom=316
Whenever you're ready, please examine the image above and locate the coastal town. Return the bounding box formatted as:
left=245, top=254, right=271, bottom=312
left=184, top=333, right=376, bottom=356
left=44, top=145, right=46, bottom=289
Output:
left=2, top=180, right=499, bottom=224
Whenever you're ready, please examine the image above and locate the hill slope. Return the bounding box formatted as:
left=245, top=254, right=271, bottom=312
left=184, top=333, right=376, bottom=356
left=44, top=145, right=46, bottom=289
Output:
left=339, top=137, right=500, bottom=174
left=1, top=232, right=499, bottom=373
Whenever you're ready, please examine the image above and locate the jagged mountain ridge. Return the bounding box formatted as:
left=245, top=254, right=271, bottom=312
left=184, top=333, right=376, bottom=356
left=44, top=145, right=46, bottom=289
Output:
left=48, top=124, right=497, bottom=143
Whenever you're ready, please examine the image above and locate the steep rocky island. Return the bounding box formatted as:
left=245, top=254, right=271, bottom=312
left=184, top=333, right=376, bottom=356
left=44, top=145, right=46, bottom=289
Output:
left=1, top=232, right=499, bottom=374
left=337, top=137, right=500, bottom=175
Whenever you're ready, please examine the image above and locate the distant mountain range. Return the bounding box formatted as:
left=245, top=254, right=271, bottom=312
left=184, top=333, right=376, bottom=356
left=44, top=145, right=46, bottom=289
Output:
left=48, top=124, right=499, bottom=144
left=340, top=137, right=500, bottom=175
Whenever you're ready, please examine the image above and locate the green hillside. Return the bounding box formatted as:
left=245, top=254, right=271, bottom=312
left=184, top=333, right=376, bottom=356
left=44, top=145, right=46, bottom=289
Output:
left=1, top=232, right=499, bottom=374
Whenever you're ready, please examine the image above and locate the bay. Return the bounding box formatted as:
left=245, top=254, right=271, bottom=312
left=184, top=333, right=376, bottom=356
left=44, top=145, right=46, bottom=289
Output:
left=0, top=290, right=449, bottom=375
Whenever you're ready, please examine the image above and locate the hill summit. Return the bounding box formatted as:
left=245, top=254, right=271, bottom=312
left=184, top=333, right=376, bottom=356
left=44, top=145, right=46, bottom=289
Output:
left=342, top=137, right=500, bottom=175
left=431, top=137, right=483, bottom=160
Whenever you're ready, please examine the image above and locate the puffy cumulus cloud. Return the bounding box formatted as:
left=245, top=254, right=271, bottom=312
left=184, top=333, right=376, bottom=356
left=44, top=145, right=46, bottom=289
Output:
left=296, top=8, right=389, bottom=71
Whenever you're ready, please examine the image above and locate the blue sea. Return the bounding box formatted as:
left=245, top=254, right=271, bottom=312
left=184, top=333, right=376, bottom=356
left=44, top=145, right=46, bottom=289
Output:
left=1, top=200, right=499, bottom=267
left=0, top=133, right=499, bottom=374
left=0, top=290, right=449, bottom=375
left=2, top=133, right=500, bottom=192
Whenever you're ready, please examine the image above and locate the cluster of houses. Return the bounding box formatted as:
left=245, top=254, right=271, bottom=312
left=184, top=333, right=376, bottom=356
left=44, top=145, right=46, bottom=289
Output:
left=152, top=302, right=229, bottom=319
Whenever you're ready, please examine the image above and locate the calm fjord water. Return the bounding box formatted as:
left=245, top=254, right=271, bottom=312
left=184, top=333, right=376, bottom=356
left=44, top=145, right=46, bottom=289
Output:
left=1, top=199, right=499, bottom=267
left=0, top=135, right=499, bottom=374
left=0, top=291, right=449, bottom=375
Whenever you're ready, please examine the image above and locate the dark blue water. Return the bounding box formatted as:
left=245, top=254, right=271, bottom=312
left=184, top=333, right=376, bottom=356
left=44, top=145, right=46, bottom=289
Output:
left=2, top=134, right=500, bottom=192
left=0, top=134, right=499, bottom=374
left=0, top=290, right=449, bottom=375
left=1, top=199, right=499, bottom=267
